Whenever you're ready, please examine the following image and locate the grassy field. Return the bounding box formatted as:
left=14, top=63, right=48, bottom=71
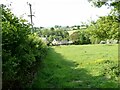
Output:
left=32, top=44, right=119, bottom=88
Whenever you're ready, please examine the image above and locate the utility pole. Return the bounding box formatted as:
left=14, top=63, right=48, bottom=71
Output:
left=27, top=2, right=34, bottom=33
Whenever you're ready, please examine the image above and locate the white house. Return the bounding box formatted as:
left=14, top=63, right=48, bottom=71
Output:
left=68, top=41, right=73, bottom=44
left=106, top=39, right=118, bottom=44
left=52, top=39, right=60, bottom=45
left=52, top=39, right=73, bottom=45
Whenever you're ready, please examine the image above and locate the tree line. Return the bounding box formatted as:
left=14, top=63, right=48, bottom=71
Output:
left=33, top=12, right=119, bottom=45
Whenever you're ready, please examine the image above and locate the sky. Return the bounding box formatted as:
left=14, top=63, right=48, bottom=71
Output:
left=1, top=0, right=112, bottom=27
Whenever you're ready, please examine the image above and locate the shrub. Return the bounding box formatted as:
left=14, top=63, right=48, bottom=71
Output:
left=2, top=5, right=48, bottom=89
left=89, top=36, right=101, bottom=44
left=101, top=61, right=119, bottom=81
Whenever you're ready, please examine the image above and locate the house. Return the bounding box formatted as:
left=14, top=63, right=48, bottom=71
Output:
left=99, top=41, right=106, bottom=44
left=106, top=39, right=118, bottom=44
left=68, top=41, right=73, bottom=45
left=60, top=40, right=73, bottom=45
left=60, top=40, right=68, bottom=45
left=52, top=39, right=73, bottom=45
left=99, top=39, right=118, bottom=44
left=52, top=39, right=60, bottom=45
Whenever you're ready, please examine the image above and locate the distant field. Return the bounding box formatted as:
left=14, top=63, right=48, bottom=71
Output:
left=32, top=44, right=118, bottom=88
left=67, top=30, right=80, bottom=35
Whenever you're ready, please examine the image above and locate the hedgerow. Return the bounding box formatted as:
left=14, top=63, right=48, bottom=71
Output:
left=2, top=5, right=48, bottom=89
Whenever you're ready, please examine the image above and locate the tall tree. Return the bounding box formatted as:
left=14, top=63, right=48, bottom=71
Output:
left=89, top=15, right=119, bottom=40
left=88, top=0, right=120, bottom=42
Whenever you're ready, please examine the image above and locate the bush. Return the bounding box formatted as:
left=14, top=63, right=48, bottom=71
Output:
left=90, top=36, right=101, bottom=44
left=101, top=61, right=119, bottom=81
left=79, top=31, right=91, bottom=44
left=70, top=31, right=91, bottom=45
left=2, top=5, right=48, bottom=89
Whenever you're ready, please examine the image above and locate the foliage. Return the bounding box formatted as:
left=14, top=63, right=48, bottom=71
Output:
left=2, top=5, right=48, bottom=89
left=87, top=15, right=119, bottom=42
left=101, top=61, right=119, bottom=81
left=87, top=0, right=120, bottom=43
left=79, top=31, right=91, bottom=44
left=88, top=0, right=120, bottom=11
left=88, top=0, right=120, bottom=24
left=70, top=30, right=91, bottom=45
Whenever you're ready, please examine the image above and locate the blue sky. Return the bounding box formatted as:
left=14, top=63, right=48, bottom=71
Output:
left=1, top=0, right=112, bottom=27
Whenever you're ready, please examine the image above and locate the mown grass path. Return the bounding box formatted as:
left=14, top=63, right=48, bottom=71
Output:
left=32, top=44, right=118, bottom=88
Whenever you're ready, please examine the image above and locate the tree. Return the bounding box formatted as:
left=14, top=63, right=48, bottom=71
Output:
left=88, top=0, right=120, bottom=22
left=79, top=31, right=91, bottom=44
left=88, top=15, right=119, bottom=41
left=50, top=27, right=55, bottom=31
left=88, top=0, right=120, bottom=42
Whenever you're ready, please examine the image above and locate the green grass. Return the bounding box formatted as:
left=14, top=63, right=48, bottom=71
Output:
left=32, top=44, right=119, bottom=88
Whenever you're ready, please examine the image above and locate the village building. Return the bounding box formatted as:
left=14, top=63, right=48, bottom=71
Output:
left=52, top=39, right=73, bottom=45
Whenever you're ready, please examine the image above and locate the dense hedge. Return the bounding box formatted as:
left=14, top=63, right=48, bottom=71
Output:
left=2, top=5, right=48, bottom=89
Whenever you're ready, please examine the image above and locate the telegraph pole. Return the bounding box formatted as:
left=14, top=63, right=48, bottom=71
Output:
left=27, top=3, right=34, bottom=33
